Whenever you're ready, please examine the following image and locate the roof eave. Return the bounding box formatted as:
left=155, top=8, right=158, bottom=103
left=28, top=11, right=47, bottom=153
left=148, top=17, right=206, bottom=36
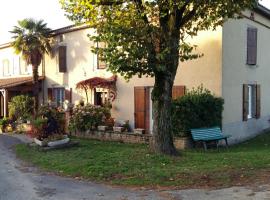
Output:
left=254, top=4, right=270, bottom=20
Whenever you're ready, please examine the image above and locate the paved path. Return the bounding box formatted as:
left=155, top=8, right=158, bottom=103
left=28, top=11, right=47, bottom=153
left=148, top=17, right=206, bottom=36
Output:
left=1, top=134, right=270, bottom=200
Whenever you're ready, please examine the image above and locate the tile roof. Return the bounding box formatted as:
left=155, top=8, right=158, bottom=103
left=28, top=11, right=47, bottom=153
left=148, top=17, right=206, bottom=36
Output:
left=0, top=76, right=44, bottom=89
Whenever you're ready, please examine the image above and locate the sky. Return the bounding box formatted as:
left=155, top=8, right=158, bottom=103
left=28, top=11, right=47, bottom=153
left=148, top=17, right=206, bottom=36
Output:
left=0, top=0, right=270, bottom=44
left=0, top=0, right=72, bottom=44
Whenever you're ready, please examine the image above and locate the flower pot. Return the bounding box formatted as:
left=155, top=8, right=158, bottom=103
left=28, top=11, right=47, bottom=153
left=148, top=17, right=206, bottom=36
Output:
left=34, top=138, right=47, bottom=147
left=47, top=137, right=70, bottom=147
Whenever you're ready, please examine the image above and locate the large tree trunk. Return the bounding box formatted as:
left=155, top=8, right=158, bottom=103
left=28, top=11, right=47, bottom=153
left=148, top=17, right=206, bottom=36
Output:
left=152, top=74, right=177, bottom=155
left=151, top=24, right=180, bottom=155
left=32, top=65, right=39, bottom=117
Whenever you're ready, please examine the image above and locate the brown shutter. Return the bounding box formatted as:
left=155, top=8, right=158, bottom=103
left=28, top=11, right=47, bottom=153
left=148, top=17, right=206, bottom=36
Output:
left=243, top=84, right=249, bottom=121
left=97, top=42, right=106, bottom=69
left=256, top=84, right=261, bottom=119
left=172, top=86, right=186, bottom=100
left=59, top=46, right=67, bottom=72
left=247, top=28, right=257, bottom=65
left=134, top=87, right=150, bottom=133
left=65, top=88, right=72, bottom=103
left=48, top=88, right=53, bottom=101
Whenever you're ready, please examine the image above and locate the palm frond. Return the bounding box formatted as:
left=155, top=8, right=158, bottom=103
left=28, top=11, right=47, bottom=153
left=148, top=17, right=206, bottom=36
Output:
left=9, top=18, right=52, bottom=67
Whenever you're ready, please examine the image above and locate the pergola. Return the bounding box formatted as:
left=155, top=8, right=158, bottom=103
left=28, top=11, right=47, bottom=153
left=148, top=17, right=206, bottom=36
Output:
left=76, top=75, right=117, bottom=103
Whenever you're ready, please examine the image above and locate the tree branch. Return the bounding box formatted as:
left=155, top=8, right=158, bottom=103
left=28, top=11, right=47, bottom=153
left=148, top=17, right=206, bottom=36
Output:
left=133, top=0, right=149, bottom=24
left=175, top=1, right=190, bottom=29
left=179, top=9, right=196, bottom=27
left=98, top=0, right=123, bottom=6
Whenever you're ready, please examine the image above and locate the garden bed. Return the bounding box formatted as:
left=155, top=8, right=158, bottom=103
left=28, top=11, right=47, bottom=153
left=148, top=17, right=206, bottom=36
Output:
left=70, top=130, right=192, bottom=149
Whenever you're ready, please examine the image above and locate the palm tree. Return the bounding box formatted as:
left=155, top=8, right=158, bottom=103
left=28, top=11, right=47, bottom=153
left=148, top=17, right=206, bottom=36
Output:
left=10, top=18, right=52, bottom=116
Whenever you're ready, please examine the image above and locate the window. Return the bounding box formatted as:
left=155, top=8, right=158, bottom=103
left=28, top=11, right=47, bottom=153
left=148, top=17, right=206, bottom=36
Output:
left=20, top=58, right=31, bottom=74
left=247, top=27, right=257, bottom=65
left=59, top=46, right=67, bottom=72
left=2, top=59, right=10, bottom=76
left=94, top=88, right=109, bottom=106
left=243, top=84, right=260, bottom=121
left=97, top=42, right=107, bottom=69
left=53, top=88, right=65, bottom=107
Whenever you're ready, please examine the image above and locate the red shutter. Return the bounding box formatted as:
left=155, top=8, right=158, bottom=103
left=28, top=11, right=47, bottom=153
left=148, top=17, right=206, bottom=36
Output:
left=243, top=84, right=249, bottom=121
left=134, top=87, right=150, bottom=133
left=59, top=46, right=67, bottom=72
left=48, top=88, right=53, bottom=101
left=172, top=86, right=186, bottom=100
left=256, top=84, right=261, bottom=119
left=247, top=28, right=257, bottom=65
left=65, top=88, right=72, bottom=103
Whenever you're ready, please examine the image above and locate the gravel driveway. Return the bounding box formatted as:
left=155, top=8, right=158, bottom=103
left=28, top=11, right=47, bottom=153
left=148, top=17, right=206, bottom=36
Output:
left=1, top=134, right=270, bottom=200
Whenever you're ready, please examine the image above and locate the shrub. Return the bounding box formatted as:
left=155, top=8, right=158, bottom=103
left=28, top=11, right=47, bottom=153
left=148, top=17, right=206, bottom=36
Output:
left=69, top=103, right=111, bottom=132
left=0, top=117, right=8, bottom=132
left=172, top=86, right=224, bottom=137
left=38, top=104, right=65, bottom=134
left=28, top=104, right=65, bottom=139
left=29, top=117, right=48, bottom=139
left=8, top=95, right=33, bottom=121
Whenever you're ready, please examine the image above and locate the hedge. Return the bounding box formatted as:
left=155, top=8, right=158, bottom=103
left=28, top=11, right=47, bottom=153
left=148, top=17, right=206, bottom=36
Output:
left=172, top=86, right=224, bottom=137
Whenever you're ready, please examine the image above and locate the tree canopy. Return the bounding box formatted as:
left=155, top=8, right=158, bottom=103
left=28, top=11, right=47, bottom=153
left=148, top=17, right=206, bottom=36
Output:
left=61, top=0, right=256, bottom=80
left=60, top=0, right=256, bottom=155
left=10, top=18, right=52, bottom=67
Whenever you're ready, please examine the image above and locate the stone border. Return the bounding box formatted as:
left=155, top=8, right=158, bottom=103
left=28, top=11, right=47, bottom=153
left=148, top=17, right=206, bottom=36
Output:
left=70, top=131, right=193, bottom=150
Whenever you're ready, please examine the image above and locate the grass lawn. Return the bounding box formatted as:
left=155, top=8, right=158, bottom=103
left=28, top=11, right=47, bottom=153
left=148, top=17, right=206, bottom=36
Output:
left=15, top=132, right=270, bottom=188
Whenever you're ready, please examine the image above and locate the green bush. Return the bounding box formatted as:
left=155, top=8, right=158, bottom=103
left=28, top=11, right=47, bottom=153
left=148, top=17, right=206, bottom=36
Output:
left=69, top=104, right=111, bottom=132
left=172, top=86, right=224, bottom=137
left=8, top=95, right=33, bottom=120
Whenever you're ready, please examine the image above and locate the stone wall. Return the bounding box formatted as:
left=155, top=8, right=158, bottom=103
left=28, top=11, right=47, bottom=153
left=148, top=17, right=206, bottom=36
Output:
left=70, top=131, right=193, bottom=150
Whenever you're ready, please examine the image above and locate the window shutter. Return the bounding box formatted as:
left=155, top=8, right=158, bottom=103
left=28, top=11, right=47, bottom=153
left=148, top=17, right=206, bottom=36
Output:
left=97, top=42, right=106, bottom=69
left=48, top=88, right=53, bottom=101
left=243, top=84, right=249, bottom=121
left=247, top=28, right=257, bottom=65
left=59, top=46, right=67, bottom=72
left=134, top=87, right=150, bottom=133
left=256, top=84, right=261, bottom=119
left=172, top=86, right=186, bottom=100
left=65, top=88, right=72, bottom=103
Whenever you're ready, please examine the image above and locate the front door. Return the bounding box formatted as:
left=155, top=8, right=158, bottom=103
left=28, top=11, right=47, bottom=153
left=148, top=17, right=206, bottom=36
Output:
left=134, top=86, right=186, bottom=134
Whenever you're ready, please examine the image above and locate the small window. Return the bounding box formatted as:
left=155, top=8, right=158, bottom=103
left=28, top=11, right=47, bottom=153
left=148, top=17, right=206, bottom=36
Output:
left=97, top=42, right=107, bottom=70
left=247, top=27, right=257, bottom=65
left=247, top=85, right=256, bottom=119
left=2, top=59, right=10, bottom=76
left=94, top=88, right=109, bottom=106
left=59, top=46, right=67, bottom=73
left=243, top=84, right=260, bottom=121
left=53, top=88, right=65, bottom=107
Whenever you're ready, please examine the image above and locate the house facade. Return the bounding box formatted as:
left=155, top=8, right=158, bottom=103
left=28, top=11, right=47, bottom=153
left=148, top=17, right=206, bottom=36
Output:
left=0, top=5, right=270, bottom=143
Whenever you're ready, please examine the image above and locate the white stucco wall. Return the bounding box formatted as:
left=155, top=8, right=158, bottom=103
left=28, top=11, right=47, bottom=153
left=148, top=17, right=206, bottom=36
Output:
left=222, top=10, right=270, bottom=143
left=113, top=28, right=223, bottom=129
left=43, top=27, right=222, bottom=130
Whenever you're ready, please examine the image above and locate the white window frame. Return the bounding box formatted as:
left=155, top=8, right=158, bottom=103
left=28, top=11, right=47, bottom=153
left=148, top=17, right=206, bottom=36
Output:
left=2, top=59, right=10, bottom=77
left=247, top=85, right=252, bottom=119
left=53, top=87, right=65, bottom=107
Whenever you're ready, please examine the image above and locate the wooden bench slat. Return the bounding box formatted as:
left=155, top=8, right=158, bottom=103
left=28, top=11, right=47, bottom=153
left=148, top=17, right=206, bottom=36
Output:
left=190, top=127, right=231, bottom=150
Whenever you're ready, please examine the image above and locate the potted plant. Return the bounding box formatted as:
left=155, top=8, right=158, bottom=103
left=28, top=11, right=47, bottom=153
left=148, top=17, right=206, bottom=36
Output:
left=30, top=104, right=70, bottom=147
left=0, top=118, right=8, bottom=133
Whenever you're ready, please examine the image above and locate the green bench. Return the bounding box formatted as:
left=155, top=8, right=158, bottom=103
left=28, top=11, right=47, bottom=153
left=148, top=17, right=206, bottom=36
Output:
left=191, top=127, right=231, bottom=150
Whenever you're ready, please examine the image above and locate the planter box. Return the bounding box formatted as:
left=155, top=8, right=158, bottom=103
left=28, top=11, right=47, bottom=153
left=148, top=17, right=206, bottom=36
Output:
left=134, top=128, right=145, bottom=134
left=34, top=138, right=47, bottom=147
left=113, top=126, right=125, bottom=132
left=48, top=138, right=70, bottom=147
left=174, top=137, right=193, bottom=149
left=98, top=126, right=109, bottom=131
